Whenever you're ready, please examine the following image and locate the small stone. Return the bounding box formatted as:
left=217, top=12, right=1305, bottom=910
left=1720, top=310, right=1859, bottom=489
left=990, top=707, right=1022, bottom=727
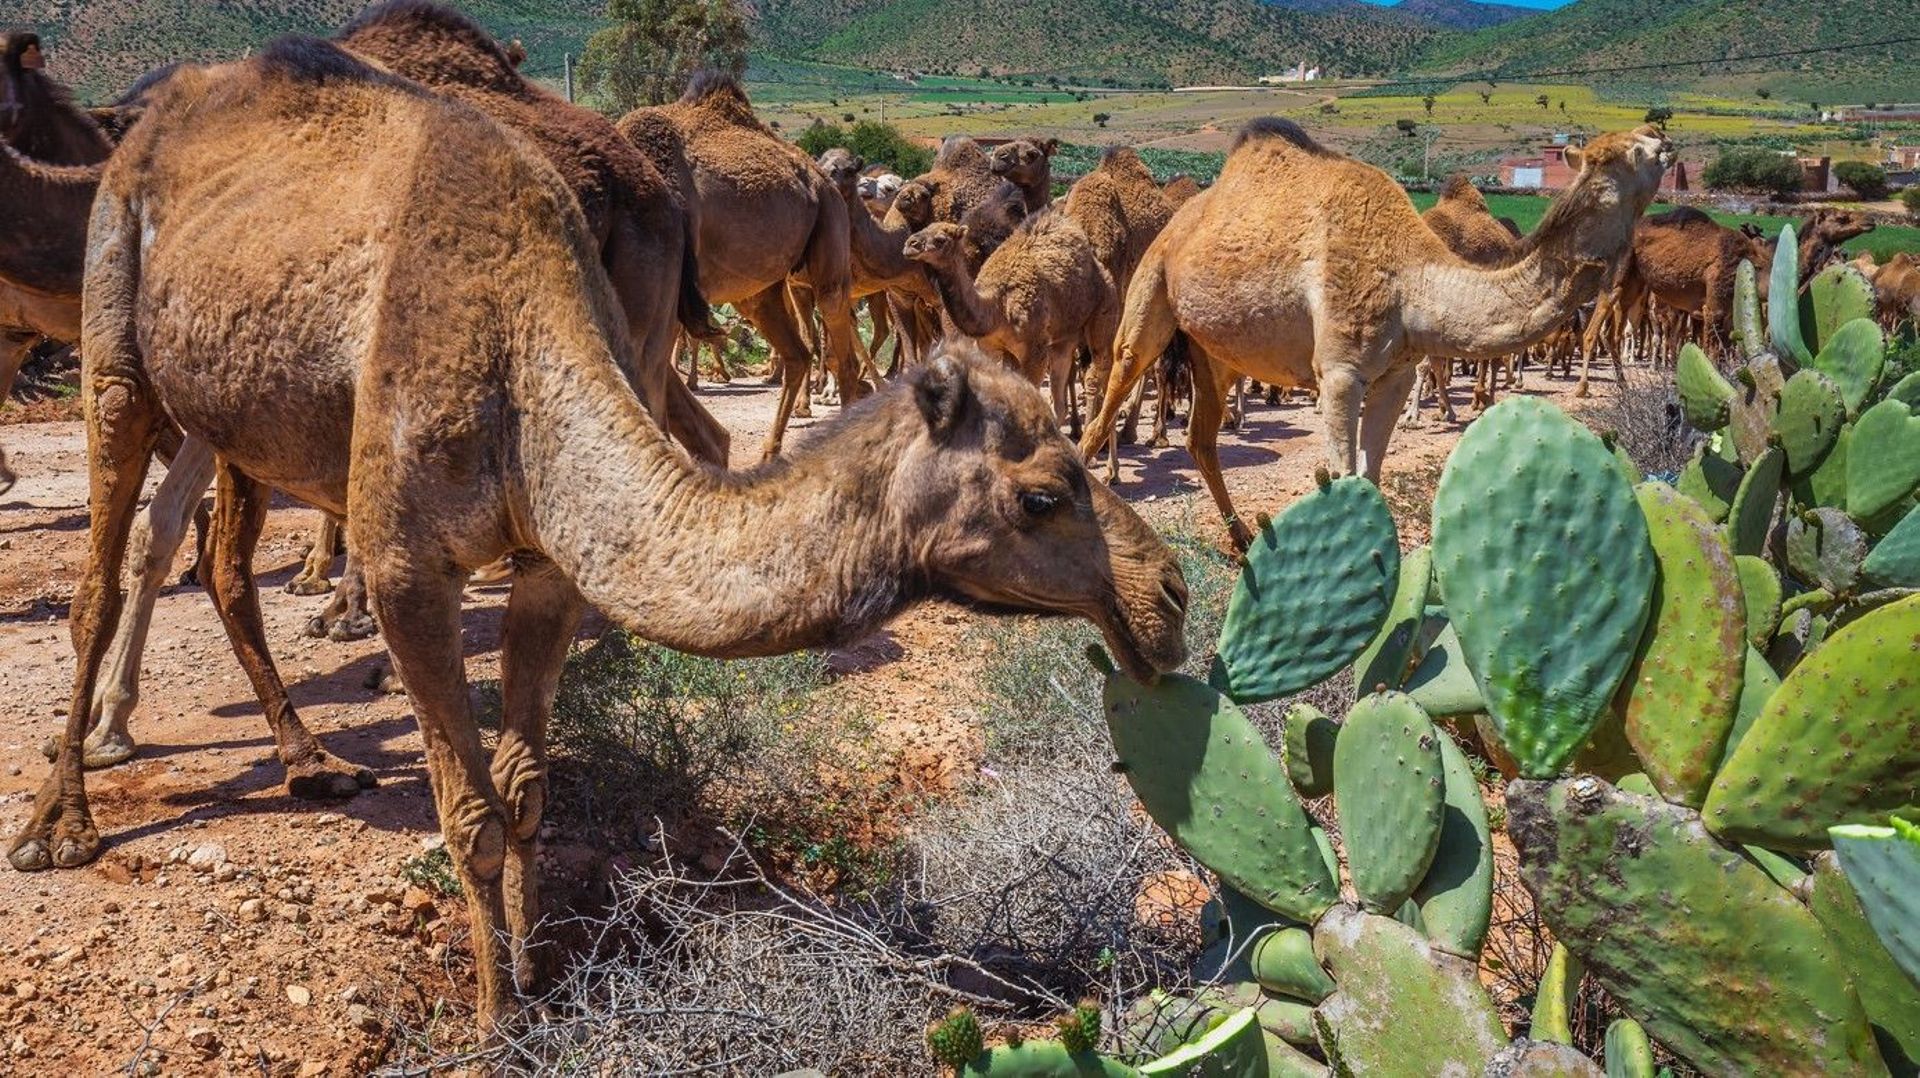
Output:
left=10, top=1035, right=29, bottom=1058
left=281, top=905, right=310, bottom=925
left=214, top=863, right=238, bottom=883
left=187, top=1027, right=218, bottom=1055
left=238, top=899, right=267, bottom=923
left=346, top=1003, right=380, bottom=1033
left=168, top=954, right=195, bottom=978
left=12, top=981, right=37, bottom=1001
left=400, top=886, right=435, bottom=917
left=285, top=984, right=312, bottom=1007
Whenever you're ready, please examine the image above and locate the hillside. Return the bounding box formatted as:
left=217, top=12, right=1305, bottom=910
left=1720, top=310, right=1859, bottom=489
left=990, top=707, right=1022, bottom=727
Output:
left=753, top=0, right=1441, bottom=82
left=1416, top=0, right=1920, bottom=100
left=1389, top=0, right=1537, bottom=31
left=15, top=0, right=604, bottom=102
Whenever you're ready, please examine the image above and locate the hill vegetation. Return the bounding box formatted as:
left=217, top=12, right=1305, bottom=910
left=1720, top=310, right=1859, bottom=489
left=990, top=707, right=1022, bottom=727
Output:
left=1388, top=0, right=1537, bottom=31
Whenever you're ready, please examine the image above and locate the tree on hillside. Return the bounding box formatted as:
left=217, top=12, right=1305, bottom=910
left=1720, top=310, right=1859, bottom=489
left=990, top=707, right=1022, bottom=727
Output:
left=1644, top=106, right=1673, bottom=126
left=1422, top=93, right=1436, bottom=117
left=1833, top=161, right=1888, bottom=199
left=576, top=0, right=751, bottom=113
left=1535, top=94, right=1549, bottom=110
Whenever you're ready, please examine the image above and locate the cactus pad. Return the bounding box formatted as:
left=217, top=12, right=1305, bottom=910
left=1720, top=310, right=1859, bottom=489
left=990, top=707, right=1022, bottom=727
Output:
left=1354, top=545, right=1433, bottom=692
left=1410, top=731, right=1495, bottom=959
left=1735, top=555, right=1782, bottom=647
left=1333, top=692, right=1445, bottom=912
left=1704, top=594, right=1920, bottom=849
left=1811, top=316, right=1887, bottom=418
left=1806, top=263, right=1879, bottom=364
left=1728, top=355, right=1787, bottom=465
left=1138, top=1007, right=1269, bottom=1078
left=1311, top=906, right=1508, bottom=1075
left=959, top=1042, right=1140, bottom=1077
left=1806, top=852, right=1920, bottom=1071
left=1732, top=257, right=1766, bottom=361
left=1784, top=507, right=1867, bottom=594
left=1508, top=777, right=1884, bottom=1075
left=1250, top=925, right=1334, bottom=1004
left=1431, top=397, right=1655, bottom=777
left=1720, top=644, right=1780, bottom=769
left=1831, top=819, right=1920, bottom=991
left=1773, top=369, right=1846, bottom=476
left=1403, top=621, right=1484, bottom=718
left=1618, top=483, right=1745, bottom=805
left=1890, top=371, right=1920, bottom=408
left=1728, top=446, right=1782, bottom=557
left=1770, top=223, right=1812, bottom=365
left=1846, top=398, right=1920, bottom=524
left=1101, top=672, right=1337, bottom=921
left=1484, top=1040, right=1605, bottom=1076
left=1677, top=442, right=1740, bottom=522
left=1862, top=507, right=1920, bottom=588
left=1675, top=343, right=1734, bottom=431
left=1530, top=942, right=1583, bottom=1045
left=1603, top=1020, right=1656, bottom=1078
left=1280, top=704, right=1337, bottom=798
left=931, top=1008, right=987, bottom=1066
left=1213, top=477, right=1399, bottom=704
left=1796, top=421, right=1852, bottom=512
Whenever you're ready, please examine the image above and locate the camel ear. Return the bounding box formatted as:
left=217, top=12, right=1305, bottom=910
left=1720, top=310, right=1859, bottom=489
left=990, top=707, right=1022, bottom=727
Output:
left=1563, top=145, right=1584, bottom=172
left=914, top=353, right=971, bottom=439
left=1042, top=138, right=1059, bottom=156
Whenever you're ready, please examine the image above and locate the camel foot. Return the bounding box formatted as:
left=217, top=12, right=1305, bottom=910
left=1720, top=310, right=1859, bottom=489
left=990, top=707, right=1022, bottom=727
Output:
left=1573, top=381, right=1590, bottom=399
left=40, top=728, right=138, bottom=769
left=285, top=752, right=376, bottom=800
left=286, top=571, right=334, bottom=597
left=9, top=817, right=100, bottom=872
left=792, top=398, right=814, bottom=419
left=1150, top=433, right=1170, bottom=449
left=305, top=609, right=379, bottom=642
left=361, top=662, right=405, bottom=695
left=1118, top=425, right=1138, bottom=446
left=1227, top=519, right=1256, bottom=553
left=468, top=559, right=513, bottom=588
left=178, top=560, right=202, bottom=588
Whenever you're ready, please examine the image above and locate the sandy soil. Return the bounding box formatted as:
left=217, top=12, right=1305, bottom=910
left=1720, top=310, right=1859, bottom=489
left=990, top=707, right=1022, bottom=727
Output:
left=0, top=366, right=1597, bottom=1074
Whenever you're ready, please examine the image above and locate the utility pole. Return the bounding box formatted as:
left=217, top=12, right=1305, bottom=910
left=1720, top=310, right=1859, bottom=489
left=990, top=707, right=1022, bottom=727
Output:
left=1422, top=125, right=1440, bottom=182
left=564, top=53, right=574, bottom=103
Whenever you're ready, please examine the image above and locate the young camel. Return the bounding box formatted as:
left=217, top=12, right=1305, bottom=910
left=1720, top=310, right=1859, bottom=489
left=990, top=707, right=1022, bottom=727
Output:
left=1080, top=119, right=1672, bottom=549
left=989, top=137, right=1060, bottom=215
left=51, top=2, right=736, bottom=772
left=8, top=44, right=1190, bottom=1043
left=904, top=212, right=1120, bottom=437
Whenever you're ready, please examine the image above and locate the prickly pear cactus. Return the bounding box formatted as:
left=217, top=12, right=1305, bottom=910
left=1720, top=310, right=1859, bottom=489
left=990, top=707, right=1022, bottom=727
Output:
left=1831, top=818, right=1920, bottom=990
left=1280, top=703, right=1337, bottom=799
left=1529, top=942, right=1583, bottom=1046
left=1617, top=482, right=1745, bottom=806
left=931, top=1008, right=987, bottom=1067
left=1250, top=925, right=1334, bottom=1005
left=1603, top=1020, right=1656, bottom=1078
left=1861, top=508, right=1920, bottom=588
left=1735, top=554, right=1782, bottom=647
left=1353, top=545, right=1434, bottom=693
left=1785, top=506, right=1868, bottom=594
left=1812, top=316, right=1887, bottom=418
left=1678, top=441, right=1740, bottom=522
left=1409, top=732, right=1494, bottom=960
left=1732, top=257, right=1766, bottom=362
left=1402, top=621, right=1483, bottom=718
left=1484, top=1040, right=1605, bottom=1077
left=1846, top=398, right=1920, bottom=523
left=1704, top=595, right=1920, bottom=850
left=1311, top=906, right=1508, bottom=1076
left=1720, top=643, right=1779, bottom=768
left=1805, top=852, right=1920, bottom=1071
left=1798, top=421, right=1852, bottom=512
left=1675, top=343, right=1734, bottom=431
left=1807, top=263, right=1881, bottom=368
left=1770, top=223, right=1812, bottom=365
left=1431, top=397, right=1654, bottom=777
left=1728, top=446, right=1783, bottom=558
left=957, top=1040, right=1141, bottom=1077
left=1212, top=475, right=1399, bottom=704
left=1508, top=777, right=1885, bottom=1076
left=1773, top=369, right=1847, bottom=476
left=1728, top=356, right=1787, bottom=465
left=1135, top=1007, right=1273, bottom=1078
left=1097, top=661, right=1337, bottom=921
left=1333, top=691, right=1445, bottom=912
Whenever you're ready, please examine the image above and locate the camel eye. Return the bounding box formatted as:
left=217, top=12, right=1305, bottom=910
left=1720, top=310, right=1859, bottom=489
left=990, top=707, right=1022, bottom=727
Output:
left=1020, top=491, right=1060, bottom=517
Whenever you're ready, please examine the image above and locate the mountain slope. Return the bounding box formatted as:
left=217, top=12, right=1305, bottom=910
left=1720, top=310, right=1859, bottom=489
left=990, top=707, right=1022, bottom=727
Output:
left=1390, top=0, right=1538, bottom=31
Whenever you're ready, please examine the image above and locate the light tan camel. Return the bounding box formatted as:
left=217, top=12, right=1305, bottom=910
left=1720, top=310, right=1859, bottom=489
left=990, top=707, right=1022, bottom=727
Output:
left=988, top=137, right=1059, bottom=214
left=51, top=2, right=738, bottom=773
left=1161, top=174, right=1202, bottom=207
left=1866, top=252, right=1920, bottom=329
left=904, top=212, right=1120, bottom=437
left=617, top=74, right=865, bottom=458
left=1081, top=119, right=1672, bottom=548
left=1405, top=176, right=1527, bottom=424
left=8, top=44, right=1190, bottom=1045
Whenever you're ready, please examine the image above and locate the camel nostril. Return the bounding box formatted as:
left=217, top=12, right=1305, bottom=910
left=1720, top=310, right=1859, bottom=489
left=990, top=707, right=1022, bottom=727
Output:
left=1162, top=575, right=1189, bottom=615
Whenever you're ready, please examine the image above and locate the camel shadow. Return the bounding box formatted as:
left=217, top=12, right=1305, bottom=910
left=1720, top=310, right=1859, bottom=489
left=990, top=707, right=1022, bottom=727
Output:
left=1106, top=420, right=1298, bottom=500
left=0, top=509, right=88, bottom=533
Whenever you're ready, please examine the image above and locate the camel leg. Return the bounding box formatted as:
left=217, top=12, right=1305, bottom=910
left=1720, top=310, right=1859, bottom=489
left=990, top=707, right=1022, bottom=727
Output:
left=9, top=371, right=162, bottom=871
left=1148, top=358, right=1173, bottom=449
left=287, top=513, right=340, bottom=596
left=1185, top=347, right=1253, bottom=551
left=1048, top=346, right=1079, bottom=438
left=305, top=550, right=379, bottom=642
left=203, top=463, right=374, bottom=799
left=1319, top=364, right=1366, bottom=479
left=1578, top=290, right=1619, bottom=398
left=1080, top=309, right=1175, bottom=470
left=661, top=373, right=730, bottom=467
left=865, top=295, right=894, bottom=378
left=363, top=560, right=520, bottom=1031
left=740, top=285, right=816, bottom=461
left=1358, top=363, right=1419, bottom=484
left=0, top=330, right=37, bottom=495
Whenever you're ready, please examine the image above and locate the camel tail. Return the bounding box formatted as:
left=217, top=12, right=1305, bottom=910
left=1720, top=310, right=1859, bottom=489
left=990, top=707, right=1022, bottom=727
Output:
left=675, top=222, right=720, bottom=340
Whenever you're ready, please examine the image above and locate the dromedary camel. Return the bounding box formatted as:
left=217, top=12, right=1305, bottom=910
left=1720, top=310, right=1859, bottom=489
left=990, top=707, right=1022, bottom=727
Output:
left=817, top=148, right=938, bottom=370
left=9, top=43, right=1190, bottom=1044
left=1866, top=252, right=1920, bottom=329
left=989, top=137, right=1059, bottom=214
left=617, top=74, right=865, bottom=458
left=904, top=212, right=1120, bottom=437
left=1081, top=119, right=1672, bottom=548
left=1405, top=175, right=1527, bottom=424
left=51, top=1, right=737, bottom=774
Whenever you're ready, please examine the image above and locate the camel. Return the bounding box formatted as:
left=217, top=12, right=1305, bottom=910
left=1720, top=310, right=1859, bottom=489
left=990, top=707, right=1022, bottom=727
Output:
left=1080, top=119, right=1672, bottom=549
left=1162, top=174, right=1202, bottom=207
left=815, top=148, right=938, bottom=371
left=48, top=1, right=741, bottom=773
left=1405, top=176, right=1528, bottom=424
left=903, top=211, right=1119, bottom=437
left=617, top=74, right=865, bottom=458
left=1866, top=252, right=1920, bottom=329
left=8, top=43, right=1190, bottom=1046
left=989, top=137, right=1059, bottom=214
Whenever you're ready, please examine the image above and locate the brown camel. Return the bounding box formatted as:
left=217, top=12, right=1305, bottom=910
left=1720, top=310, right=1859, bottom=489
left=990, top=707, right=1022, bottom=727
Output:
left=1866, top=252, right=1920, bottom=329
left=1405, top=176, right=1528, bottom=424
left=1162, top=174, right=1203, bottom=207
left=903, top=211, right=1119, bottom=437
left=1081, top=119, right=1672, bottom=548
left=816, top=147, right=940, bottom=373
left=989, top=137, right=1059, bottom=214
left=617, top=74, right=865, bottom=458
left=9, top=44, right=1189, bottom=1045
left=53, top=2, right=743, bottom=773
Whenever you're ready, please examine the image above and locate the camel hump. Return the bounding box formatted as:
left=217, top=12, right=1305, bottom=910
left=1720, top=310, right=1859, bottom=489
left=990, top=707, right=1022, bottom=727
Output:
left=937, top=135, right=989, bottom=170
left=1647, top=206, right=1714, bottom=228
left=1232, top=117, right=1331, bottom=156
left=256, top=35, right=394, bottom=87
left=340, top=0, right=512, bottom=63
left=1437, top=173, right=1485, bottom=204
left=680, top=70, right=750, bottom=108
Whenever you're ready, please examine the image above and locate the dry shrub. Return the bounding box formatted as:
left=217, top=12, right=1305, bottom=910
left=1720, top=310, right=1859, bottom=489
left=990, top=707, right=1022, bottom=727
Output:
left=1578, top=365, right=1692, bottom=479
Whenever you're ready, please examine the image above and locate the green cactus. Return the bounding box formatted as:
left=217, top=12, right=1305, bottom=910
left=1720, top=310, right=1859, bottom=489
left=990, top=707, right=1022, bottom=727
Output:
left=1732, top=257, right=1766, bottom=362
left=1333, top=692, right=1445, bottom=912
left=1410, top=732, right=1494, bottom=960
left=1784, top=506, right=1868, bottom=594
left=1728, top=356, right=1789, bottom=465
left=1059, top=1002, right=1103, bottom=1054
left=958, top=1041, right=1141, bottom=1077
left=1861, top=507, right=1920, bottom=588
left=1126, top=984, right=1318, bottom=1061
left=1831, top=818, right=1920, bottom=990
left=1735, top=554, right=1782, bottom=647
left=1811, top=317, right=1887, bottom=418
left=1845, top=397, right=1920, bottom=524
left=1773, top=369, right=1847, bottom=476
left=1617, top=482, right=1745, bottom=806
left=1530, top=942, right=1583, bottom=1045
left=1616, top=772, right=1656, bottom=796
left=1249, top=925, right=1335, bottom=1004
left=932, top=1008, right=988, bottom=1066
left=1675, top=343, right=1734, bottom=431
left=1795, top=420, right=1853, bottom=512
left=1741, top=844, right=1809, bottom=890
left=1806, top=263, right=1880, bottom=364
left=1806, top=851, right=1920, bottom=1071
left=1703, top=594, right=1920, bottom=850
left=1311, top=905, right=1508, bottom=1075
left=1213, top=475, right=1399, bottom=704
left=1431, top=396, right=1655, bottom=777
left=1603, top=1019, right=1656, bottom=1078
left=1098, top=664, right=1336, bottom=921
left=1485, top=1040, right=1605, bottom=1076
left=1889, top=371, right=1920, bottom=408
left=1719, top=644, right=1780, bottom=768
left=1508, top=778, right=1885, bottom=1076
left=1402, top=621, right=1484, bottom=718
left=1136, top=1007, right=1275, bottom=1078
left=1677, top=441, right=1741, bottom=522
left=1353, top=545, right=1434, bottom=692
left=1280, top=703, right=1338, bottom=799
left=1728, top=446, right=1783, bottom=557
left=1770, top=223, right=1812, bottom=365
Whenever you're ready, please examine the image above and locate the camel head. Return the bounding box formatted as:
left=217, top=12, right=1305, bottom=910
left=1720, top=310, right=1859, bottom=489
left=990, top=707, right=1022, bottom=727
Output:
left=989, top=137, right=1059, bottom=185
left=892, top=179, right=934, bottom=229
left=1561, top=125, right=1672, bottom=210
left=1804, top=207, right=1875, bottom=252
left=902, top=221, right=967, bottom=267
left=817, top=146, right=864, bottom=199
left=889, top=343, right=1189, bottom=678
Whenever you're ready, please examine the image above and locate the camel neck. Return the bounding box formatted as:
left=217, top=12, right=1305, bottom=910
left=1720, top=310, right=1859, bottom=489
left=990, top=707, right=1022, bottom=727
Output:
left=923, top=256, right=1000, bottom=340
left=514, top=346, right=921, bottom=657
left=846, top=195, right=915, bottom=283
left=0, top=145, right=103, bottom=294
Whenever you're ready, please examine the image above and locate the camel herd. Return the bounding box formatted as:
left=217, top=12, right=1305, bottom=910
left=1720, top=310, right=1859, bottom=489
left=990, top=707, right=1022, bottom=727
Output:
left=0, top=0, right=1913, bottom=1043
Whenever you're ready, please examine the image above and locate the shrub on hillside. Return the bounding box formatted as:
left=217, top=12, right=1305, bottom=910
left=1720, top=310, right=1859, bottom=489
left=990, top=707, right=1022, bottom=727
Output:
left=794, top=119, right=933, bottom=177
left=1904, top=186, right=1920, bottom=221
left=1703, top=147, right=1802, bottom=197
left=1834, top=160, right=1890, bottom=199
